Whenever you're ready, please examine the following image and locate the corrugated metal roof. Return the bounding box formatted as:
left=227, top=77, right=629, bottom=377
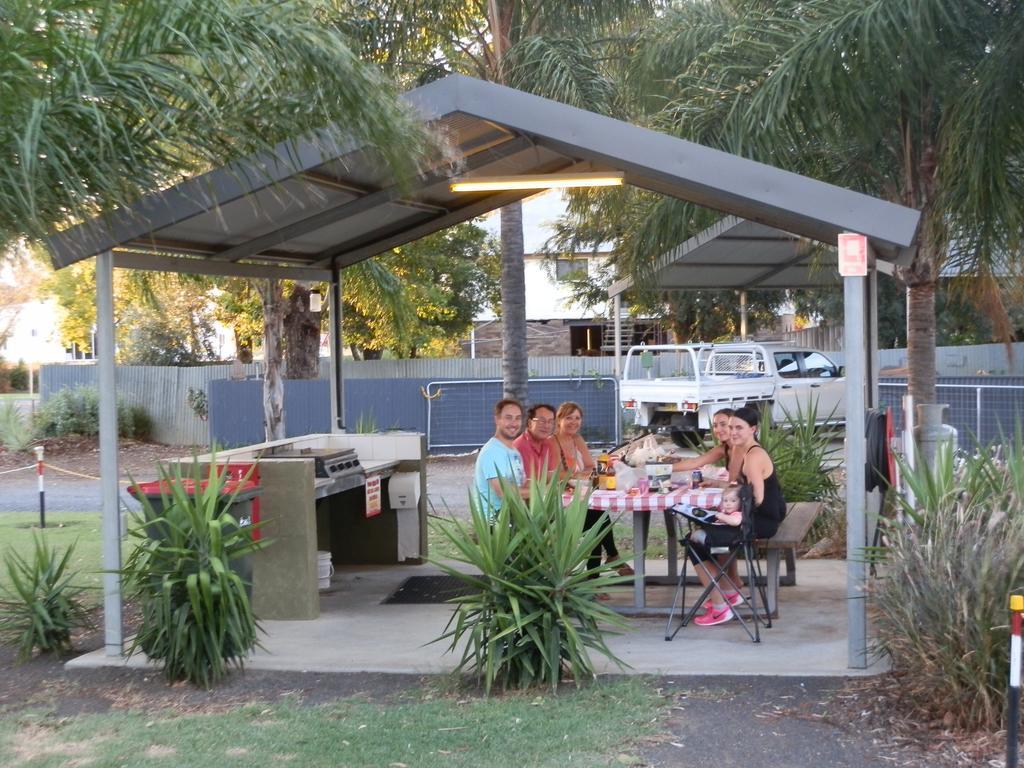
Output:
left=609, top=216, right=850, bottom=296
left=44, top=75, right=920, bottom=281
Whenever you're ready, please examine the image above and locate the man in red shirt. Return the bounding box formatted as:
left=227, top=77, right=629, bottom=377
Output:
left=513, top=403, right=557, bottom=480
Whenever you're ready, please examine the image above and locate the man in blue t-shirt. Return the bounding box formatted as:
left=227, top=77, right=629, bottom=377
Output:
left=473, top=398, right=527, bottom=520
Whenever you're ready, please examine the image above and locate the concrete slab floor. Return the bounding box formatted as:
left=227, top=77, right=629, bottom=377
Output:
left=67, top=558, right=886, bottom=678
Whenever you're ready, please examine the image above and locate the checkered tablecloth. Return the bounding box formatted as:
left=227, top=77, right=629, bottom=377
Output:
left=581, top=486, right=722, bottom=512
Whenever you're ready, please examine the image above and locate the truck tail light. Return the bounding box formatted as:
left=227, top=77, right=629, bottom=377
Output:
left=622, top=399, right=636, bottom=409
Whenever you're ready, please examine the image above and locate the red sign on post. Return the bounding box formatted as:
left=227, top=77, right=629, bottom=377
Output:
left=837, top=233, right=868, bottom=277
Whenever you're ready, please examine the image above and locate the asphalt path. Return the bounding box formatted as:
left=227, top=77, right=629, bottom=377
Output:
left=0, top=468, right=142, bottom=514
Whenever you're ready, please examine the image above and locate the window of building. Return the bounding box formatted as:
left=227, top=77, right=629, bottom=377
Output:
left=555, top=258, right=587, bottom=281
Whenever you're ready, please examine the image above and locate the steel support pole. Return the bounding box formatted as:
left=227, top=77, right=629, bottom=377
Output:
left=867, top=270, right=879, bottom=408
left=96, top=251, right=123, bottom=656
left=329, top=265, right=345, bottom=432
left=844, top=274, right=868, bottom=668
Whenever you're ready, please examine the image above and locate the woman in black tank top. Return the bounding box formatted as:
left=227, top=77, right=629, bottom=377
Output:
left=689, top=406, right=785, bottom=627
left=732, top=407, right=785, bottom=536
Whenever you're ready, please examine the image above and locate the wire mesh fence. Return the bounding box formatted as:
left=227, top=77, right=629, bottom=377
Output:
left=425, top=377, right=621, bottom=452
left=880, top=379, right=1024, bottom=448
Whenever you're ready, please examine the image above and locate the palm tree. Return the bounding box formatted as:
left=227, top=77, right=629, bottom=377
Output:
left=2, top=0, right=437, bottom=439
left=615, top=0, right=1024, bottom=406
left=343, top=0, right=660, bottom=402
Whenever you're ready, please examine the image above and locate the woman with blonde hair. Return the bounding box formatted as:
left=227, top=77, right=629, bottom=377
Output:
left=670, top=407, right=740, bottom=484
left=554, top=401, right=633, bottom=581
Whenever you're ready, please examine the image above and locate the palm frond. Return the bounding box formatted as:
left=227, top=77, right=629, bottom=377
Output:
left=1, top=0, right=439, bottom=245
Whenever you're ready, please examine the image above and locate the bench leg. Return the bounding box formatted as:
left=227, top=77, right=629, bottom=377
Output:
left=765, top=549, right=780, bottom=619
left=779, top=547, right=796, bottom=587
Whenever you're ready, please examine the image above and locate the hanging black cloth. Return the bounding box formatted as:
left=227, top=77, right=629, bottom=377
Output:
left=865, top=408, right=891, bottom=492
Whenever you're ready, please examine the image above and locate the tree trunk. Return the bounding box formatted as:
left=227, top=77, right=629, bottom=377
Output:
left=500, top=200, right=528, bottom=402
left=284, top=283, right=321, bottom=379
left=905, top=279, right=936, bottom=406
left=488, top=2, right=527, bottom=403
left=260, top=279, right=286, bottom=441
left=909, top=239, right=937, bottom=409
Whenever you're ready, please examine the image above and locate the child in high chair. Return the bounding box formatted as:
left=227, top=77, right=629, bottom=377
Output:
left=715, top=485, right=742, bottom=526
left=689, top=484, right=744, bottom=626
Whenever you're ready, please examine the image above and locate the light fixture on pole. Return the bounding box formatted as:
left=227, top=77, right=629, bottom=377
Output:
left=449, top=171, right=624, bottom=193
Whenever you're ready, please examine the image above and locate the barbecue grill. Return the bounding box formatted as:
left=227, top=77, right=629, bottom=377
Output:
left=265, top=446, right=366, bottom=492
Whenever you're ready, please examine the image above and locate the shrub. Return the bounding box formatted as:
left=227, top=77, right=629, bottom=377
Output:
left=35, top=385, right=151, bottom=439
left=0, top=535, right=95, bottom=660
left=431, top=474, right=630, bottom=693
left=128, top=404, right=153, bottom=440
left=0, top=401, right=36, bottom=452
left=8, top=360, right=29, bottom=392
left=872, top=436, right=1024, bottom=730
left=121, top=459, right=266, bottom=687
left=757, top=397, right=840, bottom=504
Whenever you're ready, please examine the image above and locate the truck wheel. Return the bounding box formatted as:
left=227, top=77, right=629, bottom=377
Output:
left=670, top=429, right=706, bottom=449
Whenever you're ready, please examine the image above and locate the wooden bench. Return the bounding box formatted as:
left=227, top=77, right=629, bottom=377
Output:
left=755, top=501, right=823, bottom=618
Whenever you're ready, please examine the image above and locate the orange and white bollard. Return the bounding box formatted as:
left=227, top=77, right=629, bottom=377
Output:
left=1010, top=593, right=1023, bottom=768
left=33, top=445, right=45, bottom=529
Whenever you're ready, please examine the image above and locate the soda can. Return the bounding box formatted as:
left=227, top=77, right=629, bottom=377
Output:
left=690, top=470, right=703, bottom=489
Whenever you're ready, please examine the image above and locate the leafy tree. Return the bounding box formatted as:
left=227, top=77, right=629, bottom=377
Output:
left=117, top=275, right=221, bottom=365
left=342, top=0, right=661, bottom=398
left=545, top=186, right=786, bottom=342
left=45, top=265, right=225, bottom=363
left=343, top=222, right=500, bottom=358
left=210, top=280, right=263, bottom=364
left=44, top=262, right=97, bottom=355
left=617, top=0, right=1024, bottom=405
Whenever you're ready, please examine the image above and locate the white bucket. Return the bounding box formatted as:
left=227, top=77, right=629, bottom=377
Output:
left=317, top=551, right=334, bottom=591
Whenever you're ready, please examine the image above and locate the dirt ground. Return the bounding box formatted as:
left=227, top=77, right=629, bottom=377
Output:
left=0, top=438, right=1008, bottom=766
left=0, top=435, right=192, bottom=481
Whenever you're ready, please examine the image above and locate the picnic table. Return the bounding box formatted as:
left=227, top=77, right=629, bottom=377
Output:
left=580, top=486, right=723, bottom=612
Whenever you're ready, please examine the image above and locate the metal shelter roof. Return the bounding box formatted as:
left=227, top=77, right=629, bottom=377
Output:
left=44, top=74, right=920, bottom=276
left=607, top=216, right=857, bottom=298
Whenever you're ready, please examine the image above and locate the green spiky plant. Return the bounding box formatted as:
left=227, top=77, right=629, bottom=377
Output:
left=0, top=401, right=35, bottom=452
left=431, top=472, right=631, bottom=693
left=121, top=459, right=267, bottom=688
left=868, top=427, right=1024, bottom=729
left=0, top=535, right=95, bottom=660
left=757, top=397, right=841, bottom=505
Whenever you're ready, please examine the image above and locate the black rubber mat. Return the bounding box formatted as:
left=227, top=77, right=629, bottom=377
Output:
left=383, top=574, right=478, bottom=604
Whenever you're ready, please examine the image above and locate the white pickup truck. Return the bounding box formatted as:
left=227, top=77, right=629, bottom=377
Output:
left=619, top=342, right=845, bottom=444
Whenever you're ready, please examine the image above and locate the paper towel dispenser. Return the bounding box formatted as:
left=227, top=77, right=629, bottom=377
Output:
left=389, top=472, right=420, bottom=510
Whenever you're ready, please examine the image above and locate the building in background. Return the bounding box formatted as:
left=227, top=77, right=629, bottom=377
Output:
left=0, top=298, right=72, bottom=364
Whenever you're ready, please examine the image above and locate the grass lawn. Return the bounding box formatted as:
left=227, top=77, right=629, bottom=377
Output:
left=0, top=511, right=672, bottom=600
left=0, top=679, right=662, bottom=767
left=0, top=513, right=108, bottom=602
